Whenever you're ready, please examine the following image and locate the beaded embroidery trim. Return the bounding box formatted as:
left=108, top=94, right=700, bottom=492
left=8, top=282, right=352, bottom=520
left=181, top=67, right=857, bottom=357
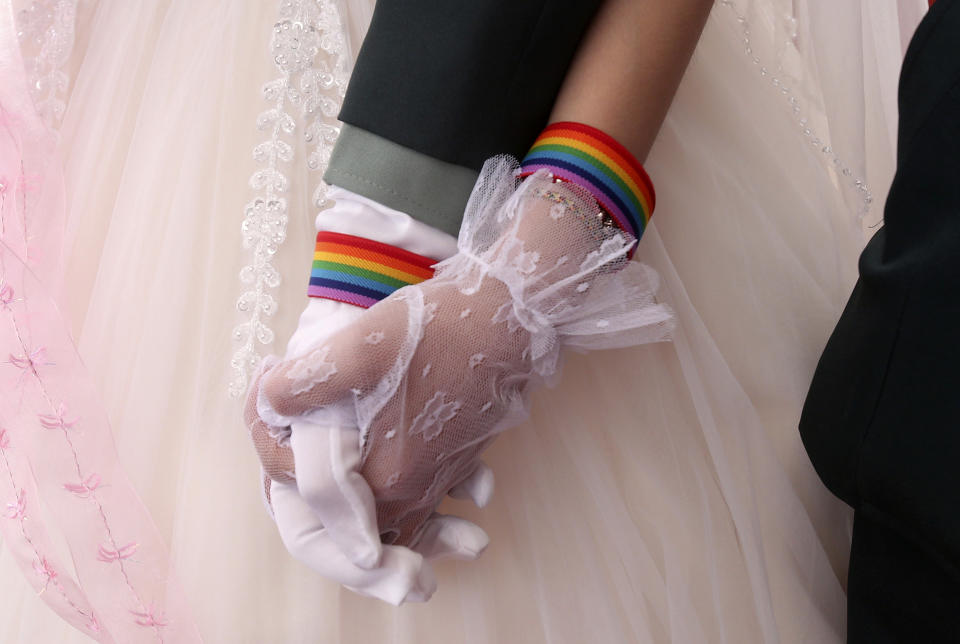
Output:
left=715, top=0, right=875, bottom=223
left=230, top=0, right=351, bottom=397
left=15, top=0, right=79, bottom=128
left=308, top=232, right=437, bottom=308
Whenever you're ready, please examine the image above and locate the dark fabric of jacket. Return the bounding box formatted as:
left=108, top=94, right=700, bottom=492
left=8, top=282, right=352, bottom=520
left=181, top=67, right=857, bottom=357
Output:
left=799, top=0, right=960, bottom=639
left=338, top=0, right=602, bottom=171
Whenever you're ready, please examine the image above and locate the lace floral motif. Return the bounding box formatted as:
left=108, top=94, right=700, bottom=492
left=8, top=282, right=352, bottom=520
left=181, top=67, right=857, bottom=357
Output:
left=230, top=0, right=351, bottom=397
left=409, top=392, right=462, bottom=442
left=364, top=330, right=385, bottom=345
left=286, top=344, right=338, bottom=395
left=15, top=0, right=79, bottom=128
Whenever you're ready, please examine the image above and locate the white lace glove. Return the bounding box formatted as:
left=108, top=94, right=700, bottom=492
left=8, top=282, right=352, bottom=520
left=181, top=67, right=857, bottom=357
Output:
left=244, top=187, right=492, bottom=604
left=258, top=157, right=673, bottom=554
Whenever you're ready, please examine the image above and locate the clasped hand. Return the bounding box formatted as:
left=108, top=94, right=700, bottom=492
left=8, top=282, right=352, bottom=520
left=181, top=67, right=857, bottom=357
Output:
left=244, top=157, right=672, bottom=603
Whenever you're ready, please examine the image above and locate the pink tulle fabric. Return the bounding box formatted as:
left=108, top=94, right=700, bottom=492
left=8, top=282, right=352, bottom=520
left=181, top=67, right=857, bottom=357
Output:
left=0, top=2, right=200, bottom=641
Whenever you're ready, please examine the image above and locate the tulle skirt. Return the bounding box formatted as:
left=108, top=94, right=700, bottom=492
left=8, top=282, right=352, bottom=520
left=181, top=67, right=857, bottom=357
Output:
left=0, top=0, right=927, bottom=641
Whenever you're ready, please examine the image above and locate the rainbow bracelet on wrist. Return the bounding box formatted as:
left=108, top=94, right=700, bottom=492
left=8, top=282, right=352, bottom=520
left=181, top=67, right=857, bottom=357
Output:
left=308, top=231, right=438, bottom=308
left=518, top=121, right=655, bottom=246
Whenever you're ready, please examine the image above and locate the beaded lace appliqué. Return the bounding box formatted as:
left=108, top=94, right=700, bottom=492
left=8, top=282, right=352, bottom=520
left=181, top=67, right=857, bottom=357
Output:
left=715, top=0, right=874, bottom=222
left=15, top=0, right=79, bottom=128
left=230, top=0, right=351, bottom=397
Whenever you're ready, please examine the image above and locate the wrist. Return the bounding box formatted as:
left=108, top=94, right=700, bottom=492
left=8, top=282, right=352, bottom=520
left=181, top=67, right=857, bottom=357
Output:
left=518, top=121, right=655, bottom=254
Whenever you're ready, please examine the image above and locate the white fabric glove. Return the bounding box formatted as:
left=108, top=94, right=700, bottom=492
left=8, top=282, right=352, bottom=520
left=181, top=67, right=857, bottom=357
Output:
left=258, top=157, right=673, bottom=556
left=245, top=186, right=492, bottom=604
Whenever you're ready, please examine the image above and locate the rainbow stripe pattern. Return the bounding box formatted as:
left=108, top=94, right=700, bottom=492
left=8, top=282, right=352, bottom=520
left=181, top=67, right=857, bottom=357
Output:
left=308, top=231, right=437, bottom=308
left=519, top=121, right=655, bottom=242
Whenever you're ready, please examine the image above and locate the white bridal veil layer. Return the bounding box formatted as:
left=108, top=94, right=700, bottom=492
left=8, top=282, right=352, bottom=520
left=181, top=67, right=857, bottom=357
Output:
left=0, top=0, right=927, bottom=642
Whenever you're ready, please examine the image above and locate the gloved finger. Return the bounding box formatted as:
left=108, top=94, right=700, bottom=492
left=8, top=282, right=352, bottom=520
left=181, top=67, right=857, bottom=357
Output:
left=245, top=356, right=296, bottom=483
left=260, top=294, right=410, bottom=421
left=258, top=466, right=276, bottom=523
left=270, top=479, right=437, bottom=605
left=289, top=418, right=382, bottom=570
left=447, top=460, right=495, bottom=508
left=243, top=355, right=279, bottom=428
left=411, top=513, right=490, bottom=562
left=250, top=422, right=297, bottom=483
left=248, top=414, right=295, bottom=482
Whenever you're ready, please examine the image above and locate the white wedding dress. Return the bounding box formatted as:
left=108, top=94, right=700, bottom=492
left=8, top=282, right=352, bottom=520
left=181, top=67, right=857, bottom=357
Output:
left=0, top=0, right=928, bottom=642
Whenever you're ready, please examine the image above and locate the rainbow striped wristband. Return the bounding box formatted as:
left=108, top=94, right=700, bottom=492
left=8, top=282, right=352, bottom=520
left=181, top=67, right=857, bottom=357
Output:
left=308, top=231, right=438, bottom=308
left=519, top=121, right=655, bottom=244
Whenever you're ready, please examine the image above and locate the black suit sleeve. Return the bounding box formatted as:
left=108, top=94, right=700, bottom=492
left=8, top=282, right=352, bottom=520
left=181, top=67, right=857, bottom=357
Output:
left=338, top=0, right=602, bottom=171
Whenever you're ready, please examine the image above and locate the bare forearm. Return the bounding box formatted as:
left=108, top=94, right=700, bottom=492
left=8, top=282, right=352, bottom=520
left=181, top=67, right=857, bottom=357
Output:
left=550, top=0, right=714, bottom=162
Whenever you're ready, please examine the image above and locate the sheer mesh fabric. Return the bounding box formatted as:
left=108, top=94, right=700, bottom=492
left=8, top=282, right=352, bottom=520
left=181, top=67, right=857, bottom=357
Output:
left=244, top=356, right=295, bottom=512
left=257, top=157, right=673, bottom=546
left=246, top=356, right=296, bottom=484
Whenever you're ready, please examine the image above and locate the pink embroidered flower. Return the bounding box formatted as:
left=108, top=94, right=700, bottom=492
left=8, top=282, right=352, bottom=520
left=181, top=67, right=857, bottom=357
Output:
left=63, top=473, right=101, bottom=497
left=0, top=282, right=15, bottom=308
left=131, top=604, right=168, bottom=628
left=9, top=346, right=52, bottom=372
left=33, top=556, right=57, bottom=584
left=86, top=615, right=102, bottom=634
left=38, top=402, right=79, bottom=430
left=5, top=489, right=25, bottom=519
left=97, top=541, right=138, bottom=562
